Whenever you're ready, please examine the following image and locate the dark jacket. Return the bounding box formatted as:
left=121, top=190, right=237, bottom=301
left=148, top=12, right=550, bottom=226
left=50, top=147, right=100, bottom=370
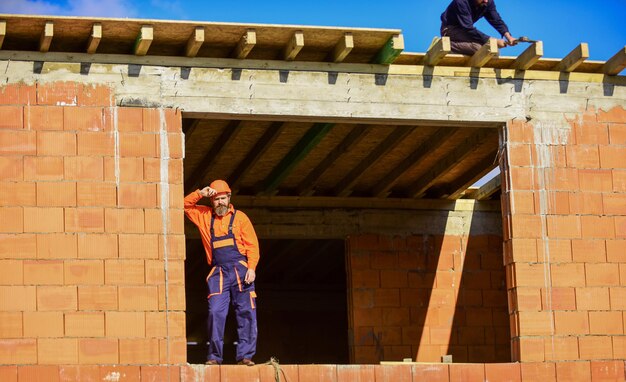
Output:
left=441, top=0, right=509, bottom=44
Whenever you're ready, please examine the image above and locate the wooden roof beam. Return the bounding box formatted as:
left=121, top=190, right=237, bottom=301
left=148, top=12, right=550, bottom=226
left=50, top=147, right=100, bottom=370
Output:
left=406, top=129, right=493, bottom=198
left=334, top=126, right=413, bottom=197
left=185, top=26, right=204, bottom=58
left=184, top=120, right=243, bottom=191
left=372, top=127, right=457, bottom=198
left=511, top=41, right=543, bottom=70
left=330, top=32, right=354, bottom=63
left=372, top=34, right=404, bottom=64
left=86, top=23, right=101, bottom=54
left=283, top=30, right=304, bottom=61
left=297, top=124, right=370, bottom=196
left=423, top=36, right=451, bottom=66
left=467, top=38, right=498, bottom=68
left=438, top=149, right=499, bottom=199
left=134, top=25, right=153, bottom=56
left=603, top=46, right=626, bottom=76
left=39, top=21, right=53, bottom=53
left=473, top=174, right=501, bottom=201
left=554, top=43, right=589, bottom=72
left=229, top=121, right=286, bottom=193
left=258, top=123, right=334, bottom=195
left=232, top=29, right=256, bottom=59
left=0, top=20, right=6, bottom=50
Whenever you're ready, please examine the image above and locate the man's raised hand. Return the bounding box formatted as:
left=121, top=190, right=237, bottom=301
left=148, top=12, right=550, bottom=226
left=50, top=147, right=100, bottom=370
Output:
left=199, top=186, right=217, bottom=198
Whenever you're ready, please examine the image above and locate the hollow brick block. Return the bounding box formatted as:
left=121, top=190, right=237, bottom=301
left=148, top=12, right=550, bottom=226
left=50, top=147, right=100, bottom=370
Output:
left=586, top=263, right=620, bottom=286
left=118, top=183, right=157, bottom=208
left=36, top=285, right=77, bottom=311
left=116, top=157, right=144, bottom=182
left=0, top=233, right=36, bottom=259
left=104, top=208, right=145, bottom=234
left=575, top=287, right=610, bottom=311
left=36, top=182, right=77, bottom=207
left=36, top=233, right=78, bottom=259
left=104, top=259, right=145, bottom=285
left=0, top=105, right=23, bottom=129
left=0, top=130, right=36, bottom=155
left=544, top=336, right=579, bottom=361
left=24, top=156, right=64, bottom=181
left=105, top=311, right=145, bottom=338
left=118, top=285, right=158, bottom=311
left=0, top=339, right=37, bottom=364
left=37, top=82, right=79, bottom=106
left=24, top=105, right=64, bottom=131
left=65, top=312, right=105, bottom=337
left=64, top=107, right=105, bottom=132
left=0, top=366, right=17, bottom=382
left=76, top=132, right=115, bottom=156
left=119, top=133, right=157, bottom=158
left=23, top=207, right=64, bottom=233
left=0, top=83, right=36, bottom=105
left=23, top=260, right=64, bottom=284
left=0, top=312, right=22, bottom=338
left=589, top=311, right=623, bottom=335
left=117, top=107, right=143, bottom=132
left=38, top=338, right=79, bottom=364
left=0, top=285, right=36, bottom=311
left=141, top=366, right=181, bottom=382
left=77, top=233, right=117, bottom=259
left=78, top=338, right=119, bottom=364
left=0, top=157, right=23, bottom=181
left=579, top=336, right=614, bottom=360
left=118, top=234, right=159, bottom=259
left=550, top=263, right=586, bottom=287
left=554, top=311, right=589, bottom=335
left=76, top=183, right=117, bottom=207
left=65, top=207, right=105, bottom=233
left=298, top=365, right=338, bottom=382
left=36, top=130, right=76, bottom=156
left=80, top=84, right=112, bottom=107
left=77, top=285, right=118, bottom=311
left=520, top=362, right=555, bottom=381
left=0, top=183, right=34, bottom=207
left=0, top=259, right=23, bottom=285
left=119, top=338, right=160, bottom=364
left=159, top=337, right=187, bottom=364
left=64, top=260, right=104, bottom=285
left=64, top=156, right=103, bottom=181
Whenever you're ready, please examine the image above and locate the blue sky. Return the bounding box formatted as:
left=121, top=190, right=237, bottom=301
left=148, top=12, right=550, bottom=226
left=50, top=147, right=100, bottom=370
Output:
left=0, top=0, right=624, bottom=62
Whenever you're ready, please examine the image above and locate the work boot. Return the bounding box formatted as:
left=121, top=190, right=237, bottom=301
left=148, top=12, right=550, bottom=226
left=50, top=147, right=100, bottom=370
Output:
left=205, top=359, right=219, bottom=365
left=237, top=359, right=255, bottom=366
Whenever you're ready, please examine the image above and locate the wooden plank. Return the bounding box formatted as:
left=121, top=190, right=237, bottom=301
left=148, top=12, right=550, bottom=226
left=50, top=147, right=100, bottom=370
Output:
left=182, top=118, right=200, bottom=137
left=511, top=41, right=543, bottom=70
left=441, top=149, right=499, bottom=199
left=232, top=29, right=256, bottom=59
left=258, top=123, right=334, bottom=195
left=372, top=127, right=457, bottom=198
left=185, top=26, right=204, bottom=58
left=423, top=36, right=451, bottom=66
left=334, top=126, right=413, bottom=197
left=473, top=173, right=501, bottom=201
left=330, top=32, right=353, bottom=63
left=283, top=30, right=304, bottom=61
left=554, top=43, right=589, bottom=72
left=372, top=34, right=404, bottom=64
left=297, top=124, right=370, bottom=196
left=467, top=38, right=498, bottom=68
left=229, top=121, right=286, bottom=193
left=185, top=120, right=243, bottom=191
left=0, top=20, right=6, bottom=50
left=133, top=25, right=153, bottom=56
left=406, top=129, right=493, bottom=198
left=39, top=21, right=53, bottom=53
left=86, top=23, right=102, bottom=54
left=603, top=46, right=626, bottom=76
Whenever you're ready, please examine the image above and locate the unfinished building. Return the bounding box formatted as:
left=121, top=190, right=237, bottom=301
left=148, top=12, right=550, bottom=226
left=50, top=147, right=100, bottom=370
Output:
left=0, top=13, right=625, bottom=381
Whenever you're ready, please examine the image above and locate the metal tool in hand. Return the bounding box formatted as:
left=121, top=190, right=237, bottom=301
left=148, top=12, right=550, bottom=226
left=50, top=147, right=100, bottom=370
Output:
left=509, top=36, right=538, bottom=45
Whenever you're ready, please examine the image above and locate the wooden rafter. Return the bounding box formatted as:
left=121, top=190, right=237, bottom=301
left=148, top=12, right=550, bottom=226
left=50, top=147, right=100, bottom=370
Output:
left=185, top=120, right=243, bottom=191
left=283, top=30, right=304, bottom=61
left=182, top=119, right=200, bottom=137
left=473, top=174, right=502, bottom=200
left=86, top=23, right=102, bottom=54
left=555, top=43, right=589, bottom=72
left=232, top=29, right=256, bottom=59
left=228, top=121, right=286, bottom=193
left=297, top=124, right=370, bottom=196
left=372, top=34, right=404, bottom=64
left=39, top=21, right=53, bottom=53
left=185, top=26, right=204, bottom=58
left=334, top=126, right=413, bottom=197
left=423, top=36, right=451, bottom=66
left=467, top=38, right=498, bottom=68
left=258, top=123, right=334, bottom=195
left=438, top=148, right=499, bottom=199
left=133, top=25, right=153, bottom=56
left=406, top=129, right=493, bottom=198
left=372, top=127, right=457, bottom=198
left=511, top=41, right=543, bottom=70
left=330, top=32, right=354, bottom=63
left=603, top=46, right=626, bottom=76
left=0, top=20, right=6, bottom=50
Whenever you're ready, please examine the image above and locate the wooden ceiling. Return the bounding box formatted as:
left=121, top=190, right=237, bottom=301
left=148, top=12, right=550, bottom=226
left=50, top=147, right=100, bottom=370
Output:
left=183, top=119, right=502, bottom=201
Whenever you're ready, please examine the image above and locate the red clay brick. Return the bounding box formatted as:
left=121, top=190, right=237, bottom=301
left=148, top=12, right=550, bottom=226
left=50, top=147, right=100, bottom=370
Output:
left=118, top=183, right=157, bottom=208
left=542, top=287, right=576, bottom=310
left=567, top=191, right=604, bottom=215
left=599, top=146, right=626, bottom=169
left=449, top=363, right=484, bottom=382
left=0, top=157, right=23, bottom=181
left=0, top=233, right=36, bottom=258
left=105, top=311, right=145, bottom=337
left=23, top=260, right=64, bottom=284
left=158, top=283, right=185, bottom=311
left=555, top=311, right=589, bottom=335
left=58, top=365, right=100, bottom=382
left=616, top=217, right=626, bottom=239
left=64, top=207, right=105, bottom=233
left=160, top=337, right=187, bottom=364
left=0, top=105, right=24, bottom=129
left=159, top=234, right=185, bottom=260
left=77, top=233, right=117, bottom=259
left=36, top=233, right=78, bottom=259
left=566, top=144, right=600, bottom=168
left=37, top=82, right=79, bottom=106
left=612, top=336, right=626, bottom=359
left=0, top=83, right=36, bottom=105
left=507, top=238, right=538, bottom=263
left=521, top=362, right=555, bottom=382
left=118, top=285, right=158, bottom=311
left=36, top=182, right=77, bottom=207
left=23, top=207, right=64, bottom=232
left=544, top=336, right=579, bottom=361
left=36, top=285, right=77, bottom=311
left=64, top=106, right=105, bottom=131
left=597, top=105, right=626, bottom=123
left=76, top=131, right=115, bottom=156
left=483, top=363, right=521, bottom=382
left=590, top=360, right=626, bottom=381
left=163, top=108, right=182, bottom=132
left=76, top=183, right=117, bottom=207
left=0, top=366, right=17, bottom=382
left=0, top=312, right=22, bottom=337
left=571, top=239, right=606, bottom=263
left=64, top=260, right=104, bottom=285
left=0, top=339, right=37, bottom=364
left=18, top=365, right=60, bottom=382
left=144, top=259, right=166, bottom=285
left=335, top=365, right=376, bottom=382
left=551, top=262, right=586, bottom=287
left=80, top=84, right=112, bottom=107
left=578, top=169, right=613, bottom=192
left=0, top=182, right=35, bottom=207
left=576, top=287, right=610, bottom=310
left=513, top=262, right=549, bottom=287
left=78, top=338, right=119, bottom=362
left=117, top=157, right=144, bottom=182
left=142, top=157, right=161, bottom=182
left=589, top=311, right=623, bottom=335
left=24, top=105, right=64, bottom=130
left=550, top=168, right=580, bottom=191
left=36, top=130, right=76, bottom=156
left=39, top=338, right=79, bottom=364
left=0, top=258, right=25, bottom=284
left=24, top=156, right=64, bottom=180
left=0, top=207, right=24, bottom=233
left=119, top=133, right=157, bottom=157
left=0, top=286, right=36, bottom=311
left=579, top=336, right=614, bottom=360
left=546, top=215, right=581, bottom=239
left=78, top=285, right=118, bottom=310
left=117, top=107, right=143, bottom=132
left=606, top=240, right=626, bottom=263
left=511, top=214, right=544, bottom=238
left=65, top=312, right=105, bottom=337
left=104, top=259, right=145, bottom=285
left=167, top=133, right=184, bottom=159
left=298, top=364, right=338, bottom=382
left=609, top=287, right=626, bottom=310
left=64, top=156, right=103, bottom=181
left=517, top=311, right=553, bottom=336
left=142, top=108, right=161, bottom=133
left=104, top=208, right=145, bottom=233
left=603, top=193, right=626, bottom=216
left=613, top=169, right=626, bottom=192
left=586, top=263, right=620, bottom=286
left=0, top=130, right=36, bottom=155
left=119, top=338, right=160, bottom=364
left=98, top=366, right=140, bottom=381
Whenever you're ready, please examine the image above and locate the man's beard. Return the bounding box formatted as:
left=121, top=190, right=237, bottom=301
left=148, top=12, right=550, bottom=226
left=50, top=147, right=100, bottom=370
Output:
left=215, top=204, right=228, bottom=216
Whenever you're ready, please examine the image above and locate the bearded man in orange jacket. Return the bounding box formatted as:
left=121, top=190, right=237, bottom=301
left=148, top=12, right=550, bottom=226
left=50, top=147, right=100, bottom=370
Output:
left=184, top=180, right=259, bottom=366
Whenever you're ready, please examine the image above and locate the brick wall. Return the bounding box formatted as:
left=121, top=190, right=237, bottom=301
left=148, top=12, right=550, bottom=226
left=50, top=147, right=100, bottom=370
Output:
left=503, top=106, right=626, bottom=362
left=346, top=232, right=509, bottom=364
left=0, top=82, right=187, bottom=365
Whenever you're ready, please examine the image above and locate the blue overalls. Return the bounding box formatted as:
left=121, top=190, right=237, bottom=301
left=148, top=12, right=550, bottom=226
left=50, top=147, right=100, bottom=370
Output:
left=206, top=210, right=257, bottom=364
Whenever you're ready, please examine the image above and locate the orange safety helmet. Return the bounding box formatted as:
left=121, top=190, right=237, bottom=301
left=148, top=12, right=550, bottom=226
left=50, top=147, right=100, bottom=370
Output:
left=209, top=179, right=231, bottom=196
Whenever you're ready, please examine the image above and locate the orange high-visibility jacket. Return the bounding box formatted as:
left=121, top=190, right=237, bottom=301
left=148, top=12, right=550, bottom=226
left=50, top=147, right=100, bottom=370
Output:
left=184, top=190, right=260, bottom=270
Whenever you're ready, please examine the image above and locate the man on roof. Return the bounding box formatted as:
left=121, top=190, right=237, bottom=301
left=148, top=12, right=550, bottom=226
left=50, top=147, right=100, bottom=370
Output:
left=440, top=0, right=517, bottom=55
left=184, top=180, right=260, bottom=366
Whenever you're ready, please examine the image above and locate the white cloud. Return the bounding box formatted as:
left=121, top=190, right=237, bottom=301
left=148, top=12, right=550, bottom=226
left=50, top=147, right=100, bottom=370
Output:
left=0, top=0, right=139, bottom=18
